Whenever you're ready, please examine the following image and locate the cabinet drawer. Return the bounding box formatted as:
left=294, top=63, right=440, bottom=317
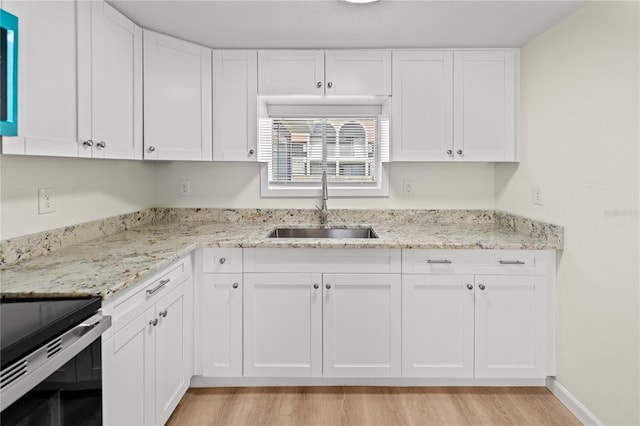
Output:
left=111, top=256, right=192, bottom=332
left=402, top=249, right=536, bottom=275
left=202, top=248, right=243, bottom=273
left=244, top=248, right=401, bottom=273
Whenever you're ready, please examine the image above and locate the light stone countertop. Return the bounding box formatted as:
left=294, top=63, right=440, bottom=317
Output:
left=0, top=210, right=562, bottom=300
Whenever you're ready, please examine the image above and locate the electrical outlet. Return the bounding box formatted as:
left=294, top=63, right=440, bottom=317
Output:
left=532, top=185, right=544, bottom=206
left=38, top=188, right=56, bottom=214
left=402, top=180, right=414, bottom=195
left=179, top=180, right=191, bottom=196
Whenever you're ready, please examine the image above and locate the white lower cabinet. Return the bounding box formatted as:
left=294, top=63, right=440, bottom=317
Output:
left=102, top=256, right=193, bottom=426
left=402, top=274, right=475, bottom=378
left=200, top=273, right=243, bottom=377
left=401, top=250, right=554, bottom=380
left=474, top=274, right=543, bottom=378
left=323, top=274, right=401, bottom=378
left=243, top=272, right=401, bottom=378
left=243, top=273, right=322, bottom=377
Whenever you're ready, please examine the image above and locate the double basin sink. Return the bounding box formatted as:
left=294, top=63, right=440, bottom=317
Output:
left=268, top=227, right=378, bottom=239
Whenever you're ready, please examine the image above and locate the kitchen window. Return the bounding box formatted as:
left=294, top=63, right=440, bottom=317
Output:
left=258, top=114, right=389, bottom=197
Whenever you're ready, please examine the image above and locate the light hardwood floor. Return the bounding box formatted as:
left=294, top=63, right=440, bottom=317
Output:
left=166, top=387, right=581, bottom=426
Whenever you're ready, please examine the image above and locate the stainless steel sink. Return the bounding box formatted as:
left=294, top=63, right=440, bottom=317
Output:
left=267, top=227, right=378, bottom=239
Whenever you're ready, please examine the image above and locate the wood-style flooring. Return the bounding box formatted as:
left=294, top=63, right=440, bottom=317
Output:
left=166, top=387, right=581, bottom=426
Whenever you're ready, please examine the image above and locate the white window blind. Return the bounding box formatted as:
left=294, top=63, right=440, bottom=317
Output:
left=259, top=117, right=386, bottom=187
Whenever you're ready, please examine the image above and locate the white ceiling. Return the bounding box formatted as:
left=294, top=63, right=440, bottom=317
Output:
left=108, top=0, right=588, bottom=49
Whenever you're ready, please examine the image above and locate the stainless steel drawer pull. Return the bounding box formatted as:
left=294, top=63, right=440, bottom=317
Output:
left=149, top=318, right=158, bottom=327
left=232, top=283, right=239, bottom=289
left=427, top=259, right=452, bottom=264
left=219, top=258, right=226, bottom=264
left=499, top=260, right=525, bottom=265
left=147, top=279, right=170, bottom=296
left=159, top=310, right=168, bottom=318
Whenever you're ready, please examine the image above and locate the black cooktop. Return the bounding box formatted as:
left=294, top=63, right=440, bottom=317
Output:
left=0, top=297, right=102, bottom=369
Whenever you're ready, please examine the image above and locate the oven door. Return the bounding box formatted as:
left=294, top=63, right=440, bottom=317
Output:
left=1, top=337, right=103, bottom=426
left=1, top=314, right=111, bottom=426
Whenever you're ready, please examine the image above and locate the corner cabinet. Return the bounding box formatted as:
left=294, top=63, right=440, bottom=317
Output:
left=101, top=256, right=194, bottom=426
left=258, top=50, right=392, bottom=96
left=78, top=0, right=143, bottom=160
left=212, top=50, right=258, bottom=161
left=143, top=30, right=212, bottom=161
left=392, top=49, right=519, bottom=162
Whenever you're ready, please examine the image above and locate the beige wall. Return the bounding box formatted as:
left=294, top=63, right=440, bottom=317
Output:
left=0, top=156, right=157, bottom=240
left=495, top=2, right=639, bottom=424
left=153, top=161, right=496, bottom=210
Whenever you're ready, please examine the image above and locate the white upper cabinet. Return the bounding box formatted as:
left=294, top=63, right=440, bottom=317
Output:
left=78, top=1, right=142, bottom=160
left=1, top=1, right=80, bottom=156
left=324, top=51, right=392, bottom=96
left=391, top=50, right=453, bottom=161
left=212, top=50, right=258, bottom=161
left=453, top=50, right=518, bottom=161
left=258, top=50, right=324, bottom=95
left=258, top=50, right=391, bottom=96
left=392, top=49, right=519, bottom=162
left=143, top=30, right=212, bottom=161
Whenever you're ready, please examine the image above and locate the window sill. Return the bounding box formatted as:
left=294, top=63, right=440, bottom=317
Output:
left=260, top=163, right=389, bottom=198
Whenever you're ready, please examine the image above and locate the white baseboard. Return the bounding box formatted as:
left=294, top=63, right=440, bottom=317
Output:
left=545, top=377, right=603, bottom=426
left=191, top=376, right=546, bottom=388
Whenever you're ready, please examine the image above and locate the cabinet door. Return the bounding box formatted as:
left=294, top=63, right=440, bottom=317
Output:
left=102, top=307, right=155, bottom=426
left=402, top=274, right=474, bottom=378
left=325, top=50, right=391, bottom=96
left=258, top=50, right=324, bottom=95
left=201, top=273, right=243, bottom=377
left=1, top=1, right=80, bottom=156
left=474, top=275, right=543, bottom=378
left=212, top=50, right=258, bottom=161
left=323, top=274, right=401, bottom=377
left=244, top=273, right=322, bottom=377
left=143, top=30, right=212, bottom=161
left=154, top=282, right=188, bottom=425
left=453, top=50, right=517, bottom=161
left=81, top=1, right=142, bottom=160
left=391, top=50, right=453, bottom=161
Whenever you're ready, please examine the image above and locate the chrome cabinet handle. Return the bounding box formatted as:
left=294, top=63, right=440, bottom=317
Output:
left=219, top=258, right=226, bottom=264
left=148, top=146, right=156, bottom=152
left=83, top=140, right=93, bottom=147
left=478, top=284, right=486, bottom=290
left=457, top=149, right=463, bottom=155
left=313, top=283, right=319, bottom=289
left=427, top=259, right=452, bottom=264
left=159, top=310, right=168, bottom=318
left=249, top=149, right=255, bottom=155
left=149, top=318, right=158, bottom=327
left=316, top=81, right=322, bottom=88
left=327, top=82, right=333, bottom=89
left=466, top=284, right=473, bottom=290
left=499, top=260, right=525, bottom=265
left=96, top=141, right=106, bottom=148
left=147, top=279, right=170, bottom=296
left=325, top=284, right=332, bottom=290
left=232, top=282, right=239, bottom=289
left=446, top=149, right=453, bottom=155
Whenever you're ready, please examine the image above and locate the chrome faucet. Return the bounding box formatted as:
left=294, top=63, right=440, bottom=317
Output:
left=316, top=170, right=329, bottom=226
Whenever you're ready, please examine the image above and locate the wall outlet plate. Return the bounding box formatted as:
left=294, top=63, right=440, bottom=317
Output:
left=179, top=180, right=191, bottom=196
left=402, top=179, right=414, bottom=195
left=532, top=185, right=544, bottom=206
left=38, top=188, right=56, bottom=214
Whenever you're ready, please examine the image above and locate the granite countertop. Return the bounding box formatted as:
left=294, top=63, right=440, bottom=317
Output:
left=0, top=209, right=563, bottom=300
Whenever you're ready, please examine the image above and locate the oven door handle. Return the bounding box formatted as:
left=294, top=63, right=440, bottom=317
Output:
left=0, top=313, right=111, bottom=412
